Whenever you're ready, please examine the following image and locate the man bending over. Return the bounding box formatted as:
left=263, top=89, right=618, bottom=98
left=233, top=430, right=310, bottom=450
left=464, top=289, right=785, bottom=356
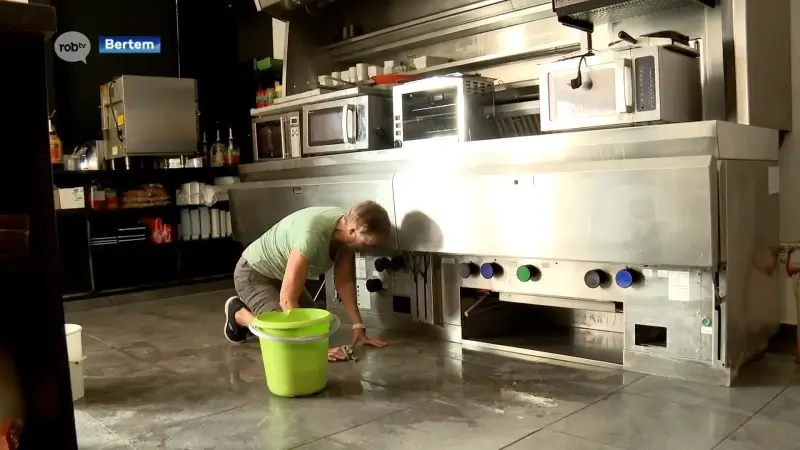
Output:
left=224, top=201, right=390, bottom=361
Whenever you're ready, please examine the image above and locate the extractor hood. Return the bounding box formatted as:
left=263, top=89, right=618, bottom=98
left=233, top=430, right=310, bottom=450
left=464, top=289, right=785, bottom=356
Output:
left=254, top=0, right=331, bottom=16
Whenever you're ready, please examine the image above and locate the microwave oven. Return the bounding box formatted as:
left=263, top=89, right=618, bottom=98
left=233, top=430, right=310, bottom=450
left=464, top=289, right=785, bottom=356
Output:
left=302, top=94, right=392, bottom=156
left=251, top=110, right=302, bottom=161
left=539, top=45, right=702, bottom=133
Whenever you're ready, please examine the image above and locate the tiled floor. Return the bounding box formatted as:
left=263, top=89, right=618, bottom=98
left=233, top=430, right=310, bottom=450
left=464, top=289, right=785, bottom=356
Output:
left=67, top=285, right=800, bottom=450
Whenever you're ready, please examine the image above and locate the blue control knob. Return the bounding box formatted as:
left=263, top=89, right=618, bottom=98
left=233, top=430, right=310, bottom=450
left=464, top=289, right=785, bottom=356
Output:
left=615, top=269, right=640, bottom=288
left=480, top=262, right=503, bottom=279
left=584, top=270, right=608, bottom=289
left=390, top=256, right=407, bottom=270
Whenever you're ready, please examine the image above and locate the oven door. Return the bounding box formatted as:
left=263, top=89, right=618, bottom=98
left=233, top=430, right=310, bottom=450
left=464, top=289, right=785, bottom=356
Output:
left=252, top=115, right=288, bottom=161
left=303, top=97, right=364, bottom=155
left=540, top=53, right=635, bottom=132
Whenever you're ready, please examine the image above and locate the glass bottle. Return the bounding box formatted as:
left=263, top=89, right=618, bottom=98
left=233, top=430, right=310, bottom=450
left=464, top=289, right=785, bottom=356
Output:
left=227, top=128, right=240, bottom=165
left=200, top=132, right=209, bottom=167
left=49, top=117, right=62, bottom=164
left=210, top=130, right=225, bottom=167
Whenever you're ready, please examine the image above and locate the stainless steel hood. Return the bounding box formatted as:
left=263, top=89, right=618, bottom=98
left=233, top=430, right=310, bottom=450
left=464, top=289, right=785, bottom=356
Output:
left=253, top=0, right=300, bottom=16
left=253, top=0, right=338, bottom=16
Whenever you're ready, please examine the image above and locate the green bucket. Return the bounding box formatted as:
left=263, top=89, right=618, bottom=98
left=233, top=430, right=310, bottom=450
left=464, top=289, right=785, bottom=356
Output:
left=249, top=308, right=340, bottom=397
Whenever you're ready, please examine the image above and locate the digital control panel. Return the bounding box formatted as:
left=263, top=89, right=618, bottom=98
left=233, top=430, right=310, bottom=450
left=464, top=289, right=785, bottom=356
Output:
left=634, top=55, right=657, bottom=112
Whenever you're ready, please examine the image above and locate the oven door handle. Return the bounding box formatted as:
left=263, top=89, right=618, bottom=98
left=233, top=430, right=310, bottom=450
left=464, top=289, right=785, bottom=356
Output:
left=279, top=116, right=288, bottom=158
left=342, top=104, right=356, bottom=144
left=615, top=58, right=634, bottom=114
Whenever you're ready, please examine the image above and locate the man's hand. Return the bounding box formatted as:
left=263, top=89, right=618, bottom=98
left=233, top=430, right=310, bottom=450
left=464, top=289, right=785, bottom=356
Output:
left=350, top=328, right=388, bottom=348
left=328, top=346, right=348, bottom=362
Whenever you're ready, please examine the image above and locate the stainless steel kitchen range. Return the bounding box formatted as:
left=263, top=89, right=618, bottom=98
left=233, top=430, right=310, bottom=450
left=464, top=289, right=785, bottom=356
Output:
left=233, top=0, right=791, bottom=386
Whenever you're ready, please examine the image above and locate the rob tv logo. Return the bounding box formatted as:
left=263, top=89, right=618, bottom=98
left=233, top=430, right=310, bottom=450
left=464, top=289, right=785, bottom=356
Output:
left=54, top=31, right=91, bottom=63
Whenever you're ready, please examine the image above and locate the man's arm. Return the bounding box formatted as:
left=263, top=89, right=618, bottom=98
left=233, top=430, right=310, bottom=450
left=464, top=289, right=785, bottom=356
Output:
left=280, top=249, right=311, bottom=311
left=333, top=247, right=365, bottom=327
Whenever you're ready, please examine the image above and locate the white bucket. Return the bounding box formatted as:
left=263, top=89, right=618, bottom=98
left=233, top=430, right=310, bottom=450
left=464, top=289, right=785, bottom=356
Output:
left=64, top=324, right=83, bottom=362
left=69, top=360, right=85, bottom=401
left=65, top=324, right=85, bottom=402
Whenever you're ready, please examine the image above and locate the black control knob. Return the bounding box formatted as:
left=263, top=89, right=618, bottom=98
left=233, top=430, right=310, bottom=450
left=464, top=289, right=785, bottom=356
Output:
left=374, top=257, right=392, bottom=272
left=390, top=256, right=406, bottom=270
left=458, top=262, right=479, bottom=279
left=584, top=270, right=609, bottom=289
left=365, top=278, right=383, bottom=293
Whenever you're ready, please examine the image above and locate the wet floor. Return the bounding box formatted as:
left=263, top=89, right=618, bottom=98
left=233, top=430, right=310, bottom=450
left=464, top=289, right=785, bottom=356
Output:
left=67, top=283, right=800, bottom=449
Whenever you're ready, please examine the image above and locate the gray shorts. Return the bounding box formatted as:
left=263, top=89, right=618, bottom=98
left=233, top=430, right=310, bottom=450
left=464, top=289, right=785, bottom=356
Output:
left=233, top=256, right=314, bottom=314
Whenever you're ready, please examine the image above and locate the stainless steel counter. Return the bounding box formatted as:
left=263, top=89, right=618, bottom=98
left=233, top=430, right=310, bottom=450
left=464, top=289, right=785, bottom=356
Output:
left=229, top=121, right=781, bottom=386
left=238, top=121, right=778, bottom=181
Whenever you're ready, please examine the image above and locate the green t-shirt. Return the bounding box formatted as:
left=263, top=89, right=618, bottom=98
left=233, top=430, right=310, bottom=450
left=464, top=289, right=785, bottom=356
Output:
left=244, top=206, right=346, bottom=280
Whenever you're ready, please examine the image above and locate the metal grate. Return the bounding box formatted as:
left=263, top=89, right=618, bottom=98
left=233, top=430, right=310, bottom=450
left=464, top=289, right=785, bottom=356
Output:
left=463, top=76, right=496, bottom=95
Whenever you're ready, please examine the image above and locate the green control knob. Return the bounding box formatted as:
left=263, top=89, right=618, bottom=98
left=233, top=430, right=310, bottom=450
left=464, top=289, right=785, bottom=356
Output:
left=516, top=265, right=540, bottom=282
left=701, top=316, right=711, bottom=327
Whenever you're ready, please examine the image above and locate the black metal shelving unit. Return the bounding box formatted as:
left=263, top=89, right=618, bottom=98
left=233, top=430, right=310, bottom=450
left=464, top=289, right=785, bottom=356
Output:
left=53, top=167, right=243, bottom=299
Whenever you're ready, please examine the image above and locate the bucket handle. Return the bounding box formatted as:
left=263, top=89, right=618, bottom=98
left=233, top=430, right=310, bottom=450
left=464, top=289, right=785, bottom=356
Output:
left=248, top=314, right=341, bottom=343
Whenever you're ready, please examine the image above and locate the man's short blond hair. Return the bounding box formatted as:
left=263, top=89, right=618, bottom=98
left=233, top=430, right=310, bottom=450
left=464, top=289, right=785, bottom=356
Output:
left=347, top=201, right=392, bottom=238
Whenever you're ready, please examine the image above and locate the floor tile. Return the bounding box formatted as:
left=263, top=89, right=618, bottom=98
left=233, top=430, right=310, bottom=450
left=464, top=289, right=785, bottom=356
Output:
left=756, top=384, right=800, bottom=426
left=80, top=336, right=164, bottom=380
left=327, top=398, right=545, bottom=450
left=77, top=371, right=246, bottom=439
left=74, top=409, right=122, bottom=448
left=547, top=392, right=749, bottom=450
left=432, top=358, right=637, bottom=435
left=621, top=355, right=795, bottom=416
left=505, top=429, right=624, bottom=449
left=292, top=438, right=349, bottom=449
left=354, top=351, right=493, bottom=397
left=126, top=380, right=429, bottom=450
left=716, top=416, right=800, bottom=450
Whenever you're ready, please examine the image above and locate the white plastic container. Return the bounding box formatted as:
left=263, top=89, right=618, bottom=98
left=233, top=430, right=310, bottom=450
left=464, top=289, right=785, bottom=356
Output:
left=355, top=63, right=368, bottom=81
left=199, top=207, right=211, bottom=240
left=190, top=209, right=201, bottom=240
left=69, top=360, right=85, bottom=401
left=412, top=56, right=450, bottom=69
left=65, top=324, right=85, bottom=402
left=65, top=324, right=83, bottom=362
left=211, top=208, right=221, bottom=239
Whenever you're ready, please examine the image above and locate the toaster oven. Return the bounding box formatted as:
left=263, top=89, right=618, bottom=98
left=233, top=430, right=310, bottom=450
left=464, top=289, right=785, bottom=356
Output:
left=392, top=76, right=496, bottom=148
left=539, top=45, right=702, bottom=132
